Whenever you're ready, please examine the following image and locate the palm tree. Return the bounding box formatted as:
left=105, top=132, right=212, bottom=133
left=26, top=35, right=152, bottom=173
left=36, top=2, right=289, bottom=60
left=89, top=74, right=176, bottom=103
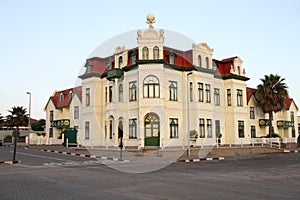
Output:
left=6, top=106, right=28, bottom=130
left=256, top=74, right=288, bottom=137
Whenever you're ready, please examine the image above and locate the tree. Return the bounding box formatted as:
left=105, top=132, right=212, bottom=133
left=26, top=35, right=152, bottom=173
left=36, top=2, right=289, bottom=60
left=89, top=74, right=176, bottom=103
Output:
left=256, top=74, right=288, bottom=137
left=6, top=106, right=28, bottom=130
left=0, top=113, right=4, bottom=128
left=31, top=119, right=46, bottom=131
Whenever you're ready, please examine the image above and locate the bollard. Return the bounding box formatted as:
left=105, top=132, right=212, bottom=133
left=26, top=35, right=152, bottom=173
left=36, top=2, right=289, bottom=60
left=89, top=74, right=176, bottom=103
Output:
left=66, top=138, right=69, bottom=148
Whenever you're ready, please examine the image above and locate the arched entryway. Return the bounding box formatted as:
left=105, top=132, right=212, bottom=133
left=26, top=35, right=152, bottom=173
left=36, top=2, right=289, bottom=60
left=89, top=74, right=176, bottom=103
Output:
left=144, top=113, right=160, bottom=146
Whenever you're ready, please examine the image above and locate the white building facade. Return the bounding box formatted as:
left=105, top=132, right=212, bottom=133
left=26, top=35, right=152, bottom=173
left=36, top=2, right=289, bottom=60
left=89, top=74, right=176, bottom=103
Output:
left=45, top=15, right=299, bottom=148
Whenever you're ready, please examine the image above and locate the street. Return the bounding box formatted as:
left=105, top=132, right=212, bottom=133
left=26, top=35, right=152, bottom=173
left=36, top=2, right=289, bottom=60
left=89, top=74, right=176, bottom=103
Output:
left=0, top=146, right=300, bottom=199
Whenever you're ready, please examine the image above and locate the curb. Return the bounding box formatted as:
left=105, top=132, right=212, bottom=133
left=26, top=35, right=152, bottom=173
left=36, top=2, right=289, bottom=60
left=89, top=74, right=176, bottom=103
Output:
left=0, top=160, right=21, bottom=165
left=41, top=149, right=130, bottom=162
left=178, top=157, right=225, bottom=163
left=283, top=149, right=299, bottom=153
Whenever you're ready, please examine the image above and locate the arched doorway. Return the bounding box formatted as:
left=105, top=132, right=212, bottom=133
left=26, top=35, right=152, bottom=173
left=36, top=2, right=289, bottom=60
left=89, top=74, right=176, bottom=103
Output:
left=144, top=113, right=160, bottom=146
left=118, top=120, right=123, bottom=139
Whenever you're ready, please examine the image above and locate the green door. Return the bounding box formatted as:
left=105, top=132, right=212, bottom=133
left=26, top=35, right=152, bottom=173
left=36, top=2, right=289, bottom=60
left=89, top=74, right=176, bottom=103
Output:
left=144, top=113, right=160, bottom=146
left=62, top=128, right=77, bottom=147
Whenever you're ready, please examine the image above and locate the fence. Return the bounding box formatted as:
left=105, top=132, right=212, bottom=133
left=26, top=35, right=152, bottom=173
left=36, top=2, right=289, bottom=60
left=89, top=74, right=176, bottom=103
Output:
left=30, top=138, right=62, bottom=145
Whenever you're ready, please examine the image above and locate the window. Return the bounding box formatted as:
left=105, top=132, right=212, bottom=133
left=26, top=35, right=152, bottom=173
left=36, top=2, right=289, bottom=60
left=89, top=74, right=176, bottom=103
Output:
left=130, top=53, right=136, bottom=65
left=199, top=118, right=205, bottom=138
left=198, top=55, right=202, bottom=67
left=291, top=111, right=294, bottom=121
left=86, top=88, right=90, bottom=106
left=169, top=53, right=176, bottom=65
left=207, top=119, right=212, bottom=138
left=119, top=84, right=123, bottom=102
left=170, top=118, right=179, bottom=138
left=74, top=106, right=79, bottom=119
left=251, top=126, right=256, bottom=138
left=49, top=128, right=53, bottom=138
left=118, top=56, right=123, bottom=68
left=129, top=81, right=137, bottom=101
left=250, top=107, right=255, bottom=119
left=60, top=93, right=64, bottom=101
left=227, top=89, right=231, bottom=106
left=153, top=46, right=159, bottom=60
left=109, top=120, right=113, bottom=139
left=105, top=60, right=112, bottom=70
left=142, top=47, right=149, bottom=60
left=237, top=89, right=243, bottom=106
left=237, top=66, right=241, bottom=75
left=50, top=110, right=54, bottom=121
left=291, top=111, right=295, bottom=137
left=205, top=84, right=211, bottom=103
left=189, top=82, right=193, bottom=102
left=108, top=86, right=113, bottom=103
left=143, top=75, right=160, bottom=98
left=129, top=119, right=137, bottom=139
left=105, top=87, right=107, bottom=103
left=215, top=120, right=221, bottom=138
left=214, top=88, right=220, bottom=106
left=86, top=63, right=91, bottom=73
left=198, top=83, right=204, bottom=102
left=85, top=121, right=90, bottom=139
left=69, top=91, right=73, bottom=99
left=169, top=81, right=177, bottom=101
left=238, top=121, right=244, bottom=138
left=205, top=57, right=209, bottom=68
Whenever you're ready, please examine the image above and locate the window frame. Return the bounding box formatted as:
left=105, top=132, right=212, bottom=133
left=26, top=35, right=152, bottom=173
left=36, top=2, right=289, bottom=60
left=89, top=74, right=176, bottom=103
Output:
left=169, top=81, right=178, bottom=101
left=129, top=119, right=137, bottom=139
left=199, top=118, right=205, bottom=138
left=214, top=88, right=220, bottom=106
left=143, top=75, right=160, bottom=98
left=129, top=81, right=137, bottom=101
left=169, top=118, right=179, bottom=139
left=205, top=84, right=211, bottom=103
left=237, top=89, right=243, bottom=106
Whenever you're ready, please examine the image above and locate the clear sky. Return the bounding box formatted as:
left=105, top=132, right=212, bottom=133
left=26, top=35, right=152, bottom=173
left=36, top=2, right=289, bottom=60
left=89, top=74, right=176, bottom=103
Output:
left=0, top=0, right=300, bottom=119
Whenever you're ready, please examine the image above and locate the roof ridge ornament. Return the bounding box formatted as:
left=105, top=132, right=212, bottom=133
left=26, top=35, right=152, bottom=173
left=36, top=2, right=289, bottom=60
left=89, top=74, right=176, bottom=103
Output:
left=146, top=13, right=155, bottom=29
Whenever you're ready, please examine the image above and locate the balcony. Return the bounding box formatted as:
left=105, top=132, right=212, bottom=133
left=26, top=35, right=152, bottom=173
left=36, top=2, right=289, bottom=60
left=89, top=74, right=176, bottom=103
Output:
left=50, top=119, right=70, bottom=129
left=107, top=68, right=124, bottom=80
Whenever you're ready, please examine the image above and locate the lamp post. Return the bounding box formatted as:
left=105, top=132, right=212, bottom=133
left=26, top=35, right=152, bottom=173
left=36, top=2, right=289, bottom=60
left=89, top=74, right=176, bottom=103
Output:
left=187, top=72, right=193, bottom=158
left=26, top=92, right=31, bottom=146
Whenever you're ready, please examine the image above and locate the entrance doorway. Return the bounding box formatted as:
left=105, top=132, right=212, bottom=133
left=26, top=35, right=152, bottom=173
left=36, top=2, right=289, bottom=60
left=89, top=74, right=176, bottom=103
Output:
left=144, top=113, right=160, bottom=146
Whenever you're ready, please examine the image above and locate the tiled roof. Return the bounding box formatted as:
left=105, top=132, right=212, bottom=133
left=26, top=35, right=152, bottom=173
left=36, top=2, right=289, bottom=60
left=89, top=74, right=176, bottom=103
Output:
left=214, top=56, right=238, bottom=76
left=49, top=86, right=82, bottom=109
left=283, top=98, right=293, bottom=110
left=246, top=87, right=256, bottom=103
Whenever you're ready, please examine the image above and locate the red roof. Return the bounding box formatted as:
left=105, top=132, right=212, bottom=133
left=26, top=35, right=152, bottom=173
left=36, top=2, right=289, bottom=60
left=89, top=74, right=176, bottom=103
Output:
left=163, top=47, right=193, bottom=68
left=283, top=98, right=293, bottom=110
left=49, top=86, right=82, bottom=109
left=246, top=87, right=256, bottom=103
left=214, top=56, right=237, bottom=76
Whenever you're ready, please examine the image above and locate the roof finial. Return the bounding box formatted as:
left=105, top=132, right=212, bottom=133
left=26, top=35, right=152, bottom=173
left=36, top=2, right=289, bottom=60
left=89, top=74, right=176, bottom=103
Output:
left=146, top=13, right=155, bottom=29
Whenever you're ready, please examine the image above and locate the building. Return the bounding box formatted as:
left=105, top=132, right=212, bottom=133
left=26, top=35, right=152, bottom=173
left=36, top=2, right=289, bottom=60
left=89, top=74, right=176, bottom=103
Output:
left=44, top=14, right=299, bottom=148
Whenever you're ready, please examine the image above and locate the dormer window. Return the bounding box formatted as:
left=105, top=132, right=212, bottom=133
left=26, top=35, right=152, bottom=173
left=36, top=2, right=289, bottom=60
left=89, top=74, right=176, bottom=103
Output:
left=69, top=91, right=73, bottom=99
left=130, top=53, right=136, bottom=65
left=142, top=47, right=149, bottom=60
left=118, top=56, right=123, bottom=68
left=169, top=52, right=176, bottom=65
left=86, top=63, right=91, bottom=73
left=153, top=46, right=159, bottom=60
left=60, top=93, right=64, bottom=101
left=105, top=60, right=112, bottom=70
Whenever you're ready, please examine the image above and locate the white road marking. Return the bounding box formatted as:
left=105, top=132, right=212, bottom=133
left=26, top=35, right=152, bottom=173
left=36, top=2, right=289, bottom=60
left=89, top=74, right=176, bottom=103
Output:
left=14, top=151, right=71, bottom=162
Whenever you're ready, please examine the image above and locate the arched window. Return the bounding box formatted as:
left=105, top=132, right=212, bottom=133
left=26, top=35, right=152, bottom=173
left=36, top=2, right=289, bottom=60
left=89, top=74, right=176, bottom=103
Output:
left=129, top=81, right=137, bottom=101
left=130, top=53, right=136, bottom=65
left=142, top=47, right=149, bottom=60
left=60, top=93, right=64, bottom=101
left=143, top=75, right=160, bottom=98
left=119, top=84, right=123, bottom=102
left=118, top=56, right=123, bottom=68
left=206, top=57, right=209, bottom=68
left=237, top=66, right=241, bottom=75
left=169, top=52, right=176, bottom=65
left=153, top=46, right=159, bottom=60
left=198, top=55, right=202, bottom=67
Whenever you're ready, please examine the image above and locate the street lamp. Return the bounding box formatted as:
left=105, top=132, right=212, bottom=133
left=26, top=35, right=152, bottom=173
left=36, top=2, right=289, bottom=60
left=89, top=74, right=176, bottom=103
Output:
left=187, top=72, right=193, bottom=158
left=26, top=92, right=31, bottom=146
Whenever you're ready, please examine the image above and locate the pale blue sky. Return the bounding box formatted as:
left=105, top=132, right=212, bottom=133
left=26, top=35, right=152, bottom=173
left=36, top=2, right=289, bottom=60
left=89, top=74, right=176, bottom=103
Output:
left=0, top=0, right=299, bottom=119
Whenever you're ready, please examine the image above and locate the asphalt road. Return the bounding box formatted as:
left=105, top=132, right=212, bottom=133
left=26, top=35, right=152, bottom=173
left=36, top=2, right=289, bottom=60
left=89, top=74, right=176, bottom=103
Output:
left=0, top=146, right=299, bottom=200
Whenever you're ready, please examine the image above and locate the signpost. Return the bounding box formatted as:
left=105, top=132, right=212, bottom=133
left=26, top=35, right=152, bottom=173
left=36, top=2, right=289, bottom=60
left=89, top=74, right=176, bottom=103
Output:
left=12, top=130, right=20, bottom=162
